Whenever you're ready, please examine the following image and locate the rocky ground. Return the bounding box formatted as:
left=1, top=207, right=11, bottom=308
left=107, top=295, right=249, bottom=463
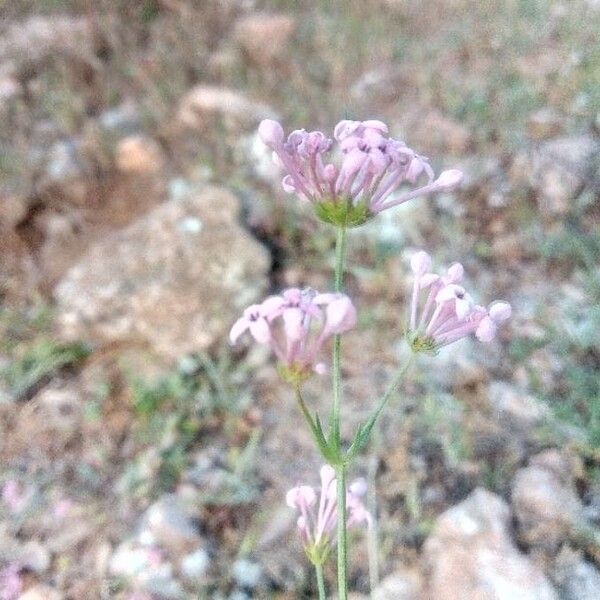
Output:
left=1, top=1, right=600, bottom=598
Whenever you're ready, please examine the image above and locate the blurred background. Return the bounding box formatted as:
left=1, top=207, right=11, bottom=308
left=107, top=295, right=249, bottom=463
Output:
left=1, top=0, right=599, bottom=598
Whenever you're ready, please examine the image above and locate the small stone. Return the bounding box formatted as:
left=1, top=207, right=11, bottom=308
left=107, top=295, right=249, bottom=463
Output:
left=34, top=211, right=87, bottom=288
left=423, top=488, right=558, bottom=600
left=177, top=85, right=276, bottom=132
left=233, top=13, right=295, bottom=66
left=180, top=549, right=210, bottom=581
left=140, top=566, right=185, bottom=600
left=529, top=135, right=600, bottom=216
left=488, top=381, right=550, bottom=432
left=512, top=451, right=583, bottom=552
left=0, top=193, right=29, bottom=229
left=39, top=139, right=91, bottom=206
left=373, top=569, right=422, bottom=600
left=0, top=76, right=21, bottom=103
left=18, top=585, right=63, bottom=600
left=98, top=101, right=141, bottom=137
left=526, top=108, right=565, bottom=140
left=143, top=495, right=202, bottom=555
left=109, top=541, right=156, bottom=577
left=554, top=547, right=600, bottom=600
left=116, top=135, right=165, bottom=174
left=228, top=592, right=251, bottom=600
left=232, top=559, right=262, bottom=589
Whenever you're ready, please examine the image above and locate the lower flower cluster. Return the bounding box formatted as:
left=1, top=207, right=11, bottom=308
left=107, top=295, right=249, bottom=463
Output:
left=408, top=251, right=512, bottom=353
left=229, top=288, right=356, bottom=384
left=286, top=465, right=371, bottom=566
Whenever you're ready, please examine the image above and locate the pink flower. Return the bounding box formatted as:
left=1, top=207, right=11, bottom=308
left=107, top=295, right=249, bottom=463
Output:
left=407, top=250, right=511, bottom=352
left=1, top=480, right=26, bottom=513
left=0, top=564, right=22, bottom=600
left=230, top=288, right=356, bottom=382
left=258, top=118, right=463, bottom=223
left=286, top=466, right=370, bottom=564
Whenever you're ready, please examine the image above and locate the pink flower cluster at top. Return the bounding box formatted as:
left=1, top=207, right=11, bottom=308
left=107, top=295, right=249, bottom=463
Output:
left=286, top=465, right=370, bottom=561
left=408, top=251, right=511, bottom=351
left=230, top=288, right=356, bottom=377
left=258, top=118, right=463, bottom=214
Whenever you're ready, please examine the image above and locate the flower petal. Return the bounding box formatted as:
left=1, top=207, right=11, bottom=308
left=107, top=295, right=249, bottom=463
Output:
left=229, top=317, right=249, bottom=345
left=249, top=318, right=272, bottom=344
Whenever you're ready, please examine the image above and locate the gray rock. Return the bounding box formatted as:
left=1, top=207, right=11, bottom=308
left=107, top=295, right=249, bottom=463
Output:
left=528, top=135, right=600, bottom=215
left=0, top=16, right=95, bottom=74
left=18, top=585, right=64, bottom=600
left=554, top=550, right=600, bottom=600
left=423, top=488, right=558, bottom=600
left=233, top=13, right=295, bottom=66
left=109, top=541, right=185, bottom=599
left=142, top=494, right=202, bottom=556
left=488, top=381, right=550, bottom=432
left=54, top=186, right=270, bottom=361
left=512, top=450, right=583, bottom=552
left=180, top=548, right=210, bottom=581
left=38, top=139, right=91, bottom=205
left=141, top=566, right=185, bottom=600
left=98, top=101, right=141, bottom=137
left=232, top=559, right=262, bottom=589
left=526, top=108, right=565, bottom=140
left=177, top=86, right=277, bottom=132
left=373, top=569, right=422, bottom=600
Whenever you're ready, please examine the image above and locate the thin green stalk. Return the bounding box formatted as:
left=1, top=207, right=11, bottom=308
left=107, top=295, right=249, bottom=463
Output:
left=334, top=225, right=347, bottom=292
left=331, top=225, right=347, bottom=445
left=368, top=356, right=413, bottom=430
left=315, top=562, right=327, bottom=600
left=336, top=462, right=348, bottom=600
left=332, top=224, right=349, bottom=600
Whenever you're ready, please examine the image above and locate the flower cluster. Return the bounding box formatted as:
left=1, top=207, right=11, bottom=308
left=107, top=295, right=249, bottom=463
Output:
left=408, top=251, right=512, bottom=353
left=286, top=465, right=370, bottom=565
left=258, top=118, right=463, bottom=226
left=230, top=288, right=356, bottom=384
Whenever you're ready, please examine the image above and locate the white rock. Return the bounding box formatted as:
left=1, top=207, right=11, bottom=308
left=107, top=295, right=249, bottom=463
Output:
left=180, top=548, right=210, bottom=580
left=423, top=488, right=558, bottom=600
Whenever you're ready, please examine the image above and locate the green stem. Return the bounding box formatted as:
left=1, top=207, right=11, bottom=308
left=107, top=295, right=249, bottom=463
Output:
left=295, top=385, right=316, bottom=433
left=369, top=355, right=413, bottom=430
left=315, top=562, right=327, bottom=600
left=332, top=225, right=349, bottom=600
left=334, top=225, right=347, bottom=292
left=336, top=462, right=348, bottom=600
left=331, top=225, right=347, bottom=446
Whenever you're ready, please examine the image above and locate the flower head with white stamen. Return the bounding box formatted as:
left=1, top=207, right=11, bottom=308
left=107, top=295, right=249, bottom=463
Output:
left=286, top=465, right=371, bottom=566
left=230, top=288, right=356, bottom=385
left=258, top=118, right=463, bottom=227
left=407, top=250, right=511, bottom=353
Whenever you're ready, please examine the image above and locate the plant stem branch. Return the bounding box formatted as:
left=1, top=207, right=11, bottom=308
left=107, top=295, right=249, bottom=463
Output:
left=331, top=225, right=349, bottom=600
left=315, top=562, right=327, bottom=600
left=336, top=462, right=348, bottom=600
left=331, top=225, right=347, bottom=446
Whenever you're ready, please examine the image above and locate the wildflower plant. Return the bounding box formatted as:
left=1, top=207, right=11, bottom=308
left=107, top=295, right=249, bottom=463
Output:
left=231, top=119, right=511, bottom=599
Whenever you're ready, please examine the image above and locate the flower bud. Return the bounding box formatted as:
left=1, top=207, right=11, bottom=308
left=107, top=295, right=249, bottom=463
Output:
left=258, top=119, right=284, bottom=148
left=434, top=169, right=464, bottom=191
left=489, top=301, right=512, bottom=323
left=410, top=251, right=432, bottom=276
